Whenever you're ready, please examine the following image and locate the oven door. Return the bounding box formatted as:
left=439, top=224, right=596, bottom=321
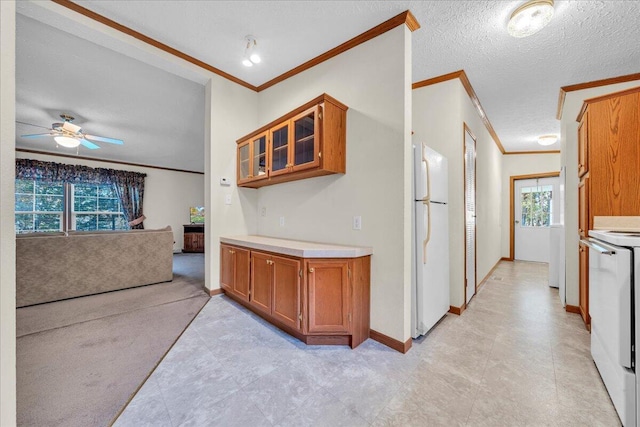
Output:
left=585, top=237, right=635, bottom=427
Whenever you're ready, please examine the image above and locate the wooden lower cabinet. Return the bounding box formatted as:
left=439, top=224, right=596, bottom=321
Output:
left=220, top=243, right=370, bottom=348
left=220, top=244, right=250, bottom=301
left=306, top=260, right=350, bottom=334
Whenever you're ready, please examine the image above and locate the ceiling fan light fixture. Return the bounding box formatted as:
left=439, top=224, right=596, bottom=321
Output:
left=508, top=0, right=554, bottom=38
left=537, top=134, right=558, bottom=146
left=54, top=136, right=81, bottom=148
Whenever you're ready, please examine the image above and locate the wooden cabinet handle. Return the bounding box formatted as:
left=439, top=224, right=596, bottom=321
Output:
left=229, top=250, right=235, bottom=254
left=308, top=267, right=314, bottom=273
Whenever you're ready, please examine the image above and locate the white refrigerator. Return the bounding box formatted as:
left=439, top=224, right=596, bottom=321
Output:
left=412, top=143, right=450, bottom=338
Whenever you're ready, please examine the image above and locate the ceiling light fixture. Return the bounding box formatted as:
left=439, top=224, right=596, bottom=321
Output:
left=54, top=136, right=81, bottom=148
left=508, top=0, right=555, bottom=38
left=537, top=134, right=558, bottom=146
left=242, top=35, right=261, bottom=67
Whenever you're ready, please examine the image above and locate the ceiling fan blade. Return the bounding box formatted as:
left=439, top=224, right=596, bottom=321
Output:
left=21, top=133, right=54, bottom=138
left=84, top=134, right=124, bottom=145
left=80, top=139, right=100, bottom=150
left=16, top=120, right=51, bottom=130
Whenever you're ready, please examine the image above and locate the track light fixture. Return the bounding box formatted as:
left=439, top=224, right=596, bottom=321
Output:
left=242, top=35, right=261, bottom=67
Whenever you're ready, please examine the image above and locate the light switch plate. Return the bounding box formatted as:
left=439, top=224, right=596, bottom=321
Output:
left=279, top=216, right=285, bottom=227
left=224, top=194, right=232, bottom=205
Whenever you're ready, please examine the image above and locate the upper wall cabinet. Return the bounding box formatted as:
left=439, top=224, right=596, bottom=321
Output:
left=236, top=94, right=348, bottom=188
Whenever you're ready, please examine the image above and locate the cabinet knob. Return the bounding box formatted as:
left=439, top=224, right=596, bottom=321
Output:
left=308, top=267, right=314, bottom=273
left=229, top=250, right=235, bottom=254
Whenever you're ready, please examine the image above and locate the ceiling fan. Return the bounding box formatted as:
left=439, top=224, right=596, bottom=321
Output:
left=19, top=114, right=124, bottom=150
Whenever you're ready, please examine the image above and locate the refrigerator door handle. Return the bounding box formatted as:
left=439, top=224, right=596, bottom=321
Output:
left=422, top=143, right=431, bottom=202
left=423, top=200, right=431, bottom=264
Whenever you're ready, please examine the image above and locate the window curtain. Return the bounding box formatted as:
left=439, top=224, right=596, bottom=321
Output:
left=16, top=159, right=147, bottom=228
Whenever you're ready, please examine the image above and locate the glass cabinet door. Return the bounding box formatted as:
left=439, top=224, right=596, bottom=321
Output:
left=252, top=133, right=268, bottom=181
left=237, top=141, right=250, bottom=183
left=292, top=106, right=320, bottom=171
left=270, top=123, right=290, bottom=176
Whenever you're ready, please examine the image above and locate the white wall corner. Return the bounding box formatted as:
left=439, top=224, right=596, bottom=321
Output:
left=1, top=1, right=17, bottom=424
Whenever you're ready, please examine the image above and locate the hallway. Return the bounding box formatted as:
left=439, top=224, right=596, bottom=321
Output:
left=115, top=260, right=620, bottom=426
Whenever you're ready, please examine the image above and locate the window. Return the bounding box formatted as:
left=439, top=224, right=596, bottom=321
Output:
left=520, top=185, right=552, bottom=227
left=72, top=183, right=127, bottom=231
left=15, top=179, right=127, bottom=233
left=15, top=179, right=64, bottom=233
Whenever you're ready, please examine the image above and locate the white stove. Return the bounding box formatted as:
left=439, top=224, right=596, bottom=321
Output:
left=586, top=230, right=640, bottom=426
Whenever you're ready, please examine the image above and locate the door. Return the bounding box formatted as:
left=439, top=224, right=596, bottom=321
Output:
left=269, top=122, right=290, bottom=177
left=271, top=255, right=302, bottom=331
left=306, top=260, right=350, bottom=334
left=220, top=244, right=234, bottom=292
left=464, top=126, right=476, bottom=304
left=250, top=251, right=272, bottom=315
left=514, top=177, right=559, bottom=262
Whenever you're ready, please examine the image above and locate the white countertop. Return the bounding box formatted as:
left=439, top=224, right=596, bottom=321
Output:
left=220, top=235, right=373, bottom=258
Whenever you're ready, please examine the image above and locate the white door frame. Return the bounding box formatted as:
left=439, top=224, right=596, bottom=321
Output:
left=509, top=171, right=560, bottom=261
left=463, top=124, right=476, bottom=306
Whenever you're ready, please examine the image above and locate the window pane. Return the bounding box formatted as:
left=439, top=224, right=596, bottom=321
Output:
left=98, top=197, right=119, bottom=212
left=15, top=214, right=34, bottom=233
left=36, top=195, right=64, bottom=212
left=35, top=214, right=61, bottom=232
left=15, top=194, right=34, bottom=212
left=15, top=179, right=34, bottom=194
left=97, top=214, right=124, bottom=230
left=36, top=181, right=63, bottom=195
left=75, top=214, right=96, bottom=231
left=74, top=184, right=97, bottom=197
left=75, top=196, right=97, bottom=212
left=98, top=184, right=116, bottom=198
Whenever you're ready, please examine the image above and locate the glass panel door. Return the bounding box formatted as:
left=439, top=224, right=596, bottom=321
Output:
left=292, top=107, right=319, bottom=171
left=270, top=123, right=290, bottom=176
left=252, top=133, right=268, bottom=180
left=238, top=141, right=250, bottom=182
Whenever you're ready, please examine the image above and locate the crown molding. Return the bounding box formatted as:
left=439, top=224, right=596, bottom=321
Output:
left=256, top=10, right=420, bottom=92
left=52, top=1, right=420, bottom=94
left=556, top=72, right=640, bottom=120
left=51, top=0, right=258, bottom=91
left=413, top=70, right=506, bottom=154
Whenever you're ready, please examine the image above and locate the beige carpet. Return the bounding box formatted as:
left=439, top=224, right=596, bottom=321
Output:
left=16, top=253, right=209, bottom=427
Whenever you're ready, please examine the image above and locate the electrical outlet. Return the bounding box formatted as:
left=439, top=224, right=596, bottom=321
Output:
left=353, top=216, right=362, bottom=230
left=261, top=207, right=267, bottom=217
left=279, top=216, right=285, bottom=227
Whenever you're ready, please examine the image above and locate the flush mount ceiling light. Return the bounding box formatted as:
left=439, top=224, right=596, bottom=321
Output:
left=54, top=135, right=81, bottom=148
left=537, top=134, right=558, bottom=146
left=242, top=35, right=261, bottom=67
left=508, top=0, right=555, bottom=38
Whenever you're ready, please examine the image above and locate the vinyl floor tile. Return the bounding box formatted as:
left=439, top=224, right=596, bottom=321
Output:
left=116, top=261, right=621, bottom=426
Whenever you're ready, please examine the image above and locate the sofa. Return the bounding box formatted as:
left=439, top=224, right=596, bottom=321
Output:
left=16, top=226, right=174, bottom=307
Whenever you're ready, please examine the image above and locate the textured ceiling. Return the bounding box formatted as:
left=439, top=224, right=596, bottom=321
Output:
left=15, top=1, right=640, bottom=170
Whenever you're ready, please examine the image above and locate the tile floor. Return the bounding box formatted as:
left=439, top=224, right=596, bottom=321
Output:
left=115, top=261, right=620, bottom=426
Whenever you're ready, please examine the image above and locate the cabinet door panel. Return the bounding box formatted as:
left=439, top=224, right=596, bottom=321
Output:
left=252, top=133, right=269, bottom=181
left=578, top=113, right=588, bottom=178
left=237, top=141, right=251, bottom=184
left=307, top=260, right=350, bottom=334
left=220, top=244, right=234, bottom=292
left=272, top=255, right=301, bottom=331
left=578, top=177, right=589, bottom=237
left=250, top=252, right=272, bottom=315
left=291, top=106, right=320, bottom=172
left=270, top=123, right=290, bottom=177
left=234, top=247, right=251, bottom=301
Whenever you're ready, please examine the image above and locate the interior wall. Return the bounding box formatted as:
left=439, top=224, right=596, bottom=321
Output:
left=560, top=79, right=640, bottom=306
left=412, top=79, right=463, bottom=307
left=500, top=153, right=561, bottom=257
left=459, top=81, right=503, bottom=301
left=205, top=74, right=259, bottom=291
left=253, top=26, right=411, bottom=342
left=1, top=1, right=17, bottom=424
left=14, top=152, right=204, bottom=251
